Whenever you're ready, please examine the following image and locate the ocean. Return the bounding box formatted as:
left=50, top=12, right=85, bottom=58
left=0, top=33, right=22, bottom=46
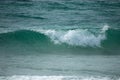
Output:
left=0, top=0, right=120, bottom=80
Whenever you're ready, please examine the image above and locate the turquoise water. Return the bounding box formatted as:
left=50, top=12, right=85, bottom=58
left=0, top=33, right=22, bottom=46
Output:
left=0, top=0, right=120, bottom=80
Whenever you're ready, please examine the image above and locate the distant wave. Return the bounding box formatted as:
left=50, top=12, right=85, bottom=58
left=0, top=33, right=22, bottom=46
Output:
left=0, top=25, right=120, bottom=48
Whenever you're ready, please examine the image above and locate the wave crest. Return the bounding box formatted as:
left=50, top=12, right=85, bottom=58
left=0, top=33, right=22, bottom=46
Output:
left=33, top=25, right=109, bottom=47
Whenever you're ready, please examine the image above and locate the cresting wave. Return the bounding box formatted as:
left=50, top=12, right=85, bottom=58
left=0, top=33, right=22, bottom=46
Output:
left=0, top=76, right=119, bottom=80
left=0, top=25, right=120, bottom=48
left=33, top=25, right=109, bottom=47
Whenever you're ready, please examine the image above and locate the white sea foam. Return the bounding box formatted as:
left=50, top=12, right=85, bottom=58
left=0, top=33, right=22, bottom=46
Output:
left=101, top=25, right=109, bottom=33
left=0, top=76, right=119, bottom=80
left=32, top=25, right=109, bottom=47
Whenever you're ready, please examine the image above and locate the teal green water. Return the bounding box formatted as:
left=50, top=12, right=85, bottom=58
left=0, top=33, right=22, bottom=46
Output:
left=0, top=0, right=120, bottom=79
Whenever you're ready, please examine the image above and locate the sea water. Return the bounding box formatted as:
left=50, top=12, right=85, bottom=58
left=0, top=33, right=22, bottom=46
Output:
left=0, top=0, right=120, bottom=80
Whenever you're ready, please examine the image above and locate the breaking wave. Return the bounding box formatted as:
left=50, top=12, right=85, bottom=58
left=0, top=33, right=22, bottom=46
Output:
left=0, top=25, right=120, bottom=48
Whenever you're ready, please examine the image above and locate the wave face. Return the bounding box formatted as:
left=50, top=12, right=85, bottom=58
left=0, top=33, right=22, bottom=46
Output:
left=0, top=25, right=120, bottom=49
